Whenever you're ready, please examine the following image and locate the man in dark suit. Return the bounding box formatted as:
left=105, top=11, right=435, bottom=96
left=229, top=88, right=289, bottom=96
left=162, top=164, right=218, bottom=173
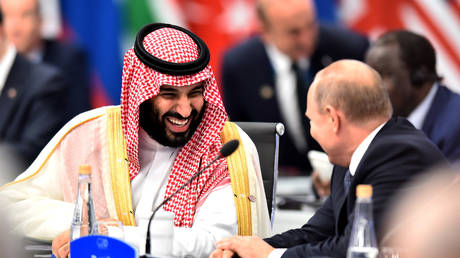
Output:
left=0, top=10, right=70, bottom=168
left=221, top=0, right=369, bottom=175
left=211, top=60, right=447, bottom=258
left=1, top=0, right=90, bottom=118
left=366, top=30, right=460, bottom=162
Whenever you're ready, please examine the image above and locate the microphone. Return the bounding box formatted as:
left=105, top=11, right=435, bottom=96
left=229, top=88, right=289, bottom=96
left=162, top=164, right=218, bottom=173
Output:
left=141, top=139, right=239, bottom=257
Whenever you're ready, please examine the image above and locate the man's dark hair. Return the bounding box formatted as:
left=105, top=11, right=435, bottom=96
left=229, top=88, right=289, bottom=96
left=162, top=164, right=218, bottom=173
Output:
left=374, top=30, right=441, bottom=87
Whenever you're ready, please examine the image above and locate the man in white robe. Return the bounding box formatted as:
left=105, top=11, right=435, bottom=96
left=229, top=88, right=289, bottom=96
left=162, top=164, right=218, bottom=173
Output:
left=0, top=23, right=270, bottom=258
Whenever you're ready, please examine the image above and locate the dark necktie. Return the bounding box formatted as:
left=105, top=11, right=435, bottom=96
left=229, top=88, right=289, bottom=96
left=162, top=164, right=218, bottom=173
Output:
left=344, top=169, right=353, bottom=194
left=292, top=62, right=317, bottom=153
left=291, top=62, right=308, bottom=115
left=291, top=62, right=308, bottom=138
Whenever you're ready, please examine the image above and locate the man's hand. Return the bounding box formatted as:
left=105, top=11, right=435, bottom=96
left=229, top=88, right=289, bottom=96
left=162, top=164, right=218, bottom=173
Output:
left=312, top=171, right=331, bottom=197
left=51, top=218, right=120, bottom=257
left=210, top=236, right=274, bottom=258
left=52, top=229, right=70, bottom=258
left=209, top=248, right=237, bottom=258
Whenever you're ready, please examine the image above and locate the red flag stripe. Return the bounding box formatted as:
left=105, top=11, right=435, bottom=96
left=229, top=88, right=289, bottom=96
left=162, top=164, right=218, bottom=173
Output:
left=408, top=0, right=460, bottom=81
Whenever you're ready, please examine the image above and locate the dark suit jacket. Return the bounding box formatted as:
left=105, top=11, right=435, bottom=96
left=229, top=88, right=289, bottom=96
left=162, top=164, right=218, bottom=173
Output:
left=422, top=85, right=460, bottom=161
left=221, top=24, right=369, bottom=173
left=264, top=117, right=447, bottom=257
left=43, top=39, right=91, bottom=117
left=0, top=54, right=70, bottom=166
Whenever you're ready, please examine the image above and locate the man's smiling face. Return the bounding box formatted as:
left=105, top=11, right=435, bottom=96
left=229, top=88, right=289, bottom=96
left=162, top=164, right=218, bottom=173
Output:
left=139, top=82, right=205, bottom=147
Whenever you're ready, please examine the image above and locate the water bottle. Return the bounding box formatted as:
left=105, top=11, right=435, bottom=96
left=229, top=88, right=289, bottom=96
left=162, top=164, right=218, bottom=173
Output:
left=70, top=165, right=99, bottom=241
left=347, top=184, right=379, bottom=258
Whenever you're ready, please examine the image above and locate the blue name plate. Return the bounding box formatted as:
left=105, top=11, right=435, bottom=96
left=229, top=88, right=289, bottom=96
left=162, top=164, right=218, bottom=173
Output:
left=70, top=235, right=137, bottom=258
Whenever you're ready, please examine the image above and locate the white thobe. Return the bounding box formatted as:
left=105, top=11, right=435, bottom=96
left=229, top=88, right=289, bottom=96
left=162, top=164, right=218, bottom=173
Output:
left=121, top=129, right=237, bottom=257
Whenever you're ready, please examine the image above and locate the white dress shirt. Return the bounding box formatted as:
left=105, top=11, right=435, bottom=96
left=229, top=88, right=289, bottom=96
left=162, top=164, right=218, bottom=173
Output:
left=0, top=45, right=16, bottom=94
left=265, top=43, right=308, bottom=152
left=349, top=122, right=386, bottom=176
left=407, top=83, right=438, bottom=130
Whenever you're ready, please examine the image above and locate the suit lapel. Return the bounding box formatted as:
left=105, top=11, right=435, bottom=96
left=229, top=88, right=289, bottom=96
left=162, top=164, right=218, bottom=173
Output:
left=336, top=119, right=396, bottom=229
left=422, top=85, right=445, bottom=137
left=257, top=38, right=283, bottom=122
left=0, top=55, right=27, bottom=136
left=330, top=166, right=350, bottom=230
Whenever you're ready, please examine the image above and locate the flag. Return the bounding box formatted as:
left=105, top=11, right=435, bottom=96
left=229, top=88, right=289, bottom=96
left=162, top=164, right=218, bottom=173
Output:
left=60, top=0, right=123, bottom=106
left=122, top=0, right=259, bottom=89
left=56, top=0, right=345, bottom=107
left=340, top=0, right=460, bottom=92
left=122, top=0, right=185, bottom=46
left=174, top=0, right=259, bottom=86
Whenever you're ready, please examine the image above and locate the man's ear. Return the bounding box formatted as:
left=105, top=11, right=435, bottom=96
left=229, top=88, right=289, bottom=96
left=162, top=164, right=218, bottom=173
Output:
left=324, top=105, right=340, bottom=133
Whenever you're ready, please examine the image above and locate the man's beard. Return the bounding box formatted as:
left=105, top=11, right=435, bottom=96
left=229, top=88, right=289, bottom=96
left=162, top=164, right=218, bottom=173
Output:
left=139, top=101, right=205, bottom=147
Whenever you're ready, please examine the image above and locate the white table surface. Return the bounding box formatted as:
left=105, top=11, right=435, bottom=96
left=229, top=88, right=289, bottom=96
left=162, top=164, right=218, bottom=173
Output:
left=271, top=176, right=322, bottom=235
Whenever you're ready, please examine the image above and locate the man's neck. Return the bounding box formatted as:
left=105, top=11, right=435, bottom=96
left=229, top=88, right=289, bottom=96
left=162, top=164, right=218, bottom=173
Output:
left=342, top=118, right=388, bottom=167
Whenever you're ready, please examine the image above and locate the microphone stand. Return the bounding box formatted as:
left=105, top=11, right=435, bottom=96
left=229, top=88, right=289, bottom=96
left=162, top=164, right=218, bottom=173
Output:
left=141, top=139, right=239, bottom=257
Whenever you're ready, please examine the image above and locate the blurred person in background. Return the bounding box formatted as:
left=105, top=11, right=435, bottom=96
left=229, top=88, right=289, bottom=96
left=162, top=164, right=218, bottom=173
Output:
left=366, top=30, right=460, bottom=162
left=0, top=144, right=26, bottom=185
left=0, top=6, right=70, bottom=168
left=0, top=0, right=90, bottom=118
left=221, top=0, right=369, bottom=177
left=0, top=203, right=25, bottom=258
left=211, top=60, right=447, bottom=258
left=382, top=166, right=460, bottom=258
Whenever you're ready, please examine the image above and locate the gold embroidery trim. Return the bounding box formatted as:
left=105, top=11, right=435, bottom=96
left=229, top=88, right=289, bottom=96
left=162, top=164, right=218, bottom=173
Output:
left=106, top=106, right=136, bottom=226
left=221, top=121, right=252, bottom=236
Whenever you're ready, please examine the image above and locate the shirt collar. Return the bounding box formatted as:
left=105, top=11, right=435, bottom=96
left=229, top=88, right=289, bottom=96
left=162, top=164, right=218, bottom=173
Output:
left=265, top=42, right=309, bottom=74
left=349, top=121, right=387, bottom=176
left=0, top=45, right=17, bottom=94
left=25, top=46, right=44, bottom=63
left=407, top=83, right=438, bottom=129
left=265, top=42, right=292, bottom=75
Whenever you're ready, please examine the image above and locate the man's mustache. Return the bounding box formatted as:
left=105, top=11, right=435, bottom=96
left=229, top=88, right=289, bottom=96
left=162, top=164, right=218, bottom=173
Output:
left=163, top=110, right=198, bottom=120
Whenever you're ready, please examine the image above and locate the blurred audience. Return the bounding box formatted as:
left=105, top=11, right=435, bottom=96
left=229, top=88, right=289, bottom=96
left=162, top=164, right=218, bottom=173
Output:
left=221, top=0, right=369, bottom=176
left=382, top=166, right=460, bottom=258
left=210, top=60, right=447, bottom=258
left=0, top=0, right=91, bottom=118
left=0, top=144, right=26, bottom=185
left=366, top=30, right=460, bottom=162
left=0, top=7, right=69, bottom=168
left=0, top=204, right=25, bottom=258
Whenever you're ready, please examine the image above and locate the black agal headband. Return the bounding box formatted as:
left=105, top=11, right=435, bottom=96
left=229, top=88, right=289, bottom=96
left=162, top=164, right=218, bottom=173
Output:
left=133, top=23, right=210, bottom=76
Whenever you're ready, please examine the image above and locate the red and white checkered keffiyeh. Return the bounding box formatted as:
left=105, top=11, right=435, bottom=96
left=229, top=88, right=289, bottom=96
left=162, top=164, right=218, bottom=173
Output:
left=120, top=26, right=229, bottom=227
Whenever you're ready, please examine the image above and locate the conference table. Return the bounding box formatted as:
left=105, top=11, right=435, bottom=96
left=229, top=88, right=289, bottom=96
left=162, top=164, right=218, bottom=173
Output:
left=23, top=176, right=320, bottom=257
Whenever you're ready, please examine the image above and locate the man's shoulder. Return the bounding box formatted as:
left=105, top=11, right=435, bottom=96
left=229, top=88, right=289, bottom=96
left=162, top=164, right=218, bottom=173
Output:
left=355, top=118, right=446, bottom=183
left=375, top=117, right=430, bottom=143
left=318, top=24, right=369, bottom=45
left=314, top=24, right=369, bottom=61
left=44, top=39, right=85, bottom=55
left=434, top=85, right=460, bottom=108
left=426, top=85, right=460, bottom=136
left=60, top=106, right=117, bottom=131
left=223, top=36, right=265, bottom=63
left=10, top=54, right=65, bottom=90
left=425, top=85, right=460, bottom=126
left=43, top=39, right=87, bottom=64
left=369, top=117, right=445, bottom=160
